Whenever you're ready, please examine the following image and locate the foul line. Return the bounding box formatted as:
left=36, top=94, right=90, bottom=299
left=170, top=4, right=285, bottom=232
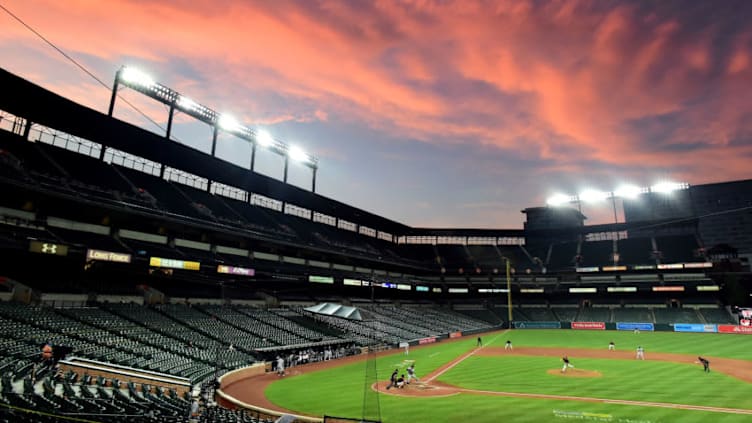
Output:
left=458, top=388, right=752, bottom=415
left=425, top=330, right=506, bottom=383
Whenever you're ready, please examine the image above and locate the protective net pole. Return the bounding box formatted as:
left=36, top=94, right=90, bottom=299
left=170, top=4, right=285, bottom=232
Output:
left=361, top=283, right=381, bottom=422
left=361, top=333, right=381, bottom=422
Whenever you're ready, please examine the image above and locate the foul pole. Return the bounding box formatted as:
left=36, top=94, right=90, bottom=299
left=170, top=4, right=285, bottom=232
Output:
left=506, top=259, right=513, bottom=325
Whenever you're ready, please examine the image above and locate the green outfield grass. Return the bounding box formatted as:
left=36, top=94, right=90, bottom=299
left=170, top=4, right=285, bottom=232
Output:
left=499, top=329, right=751, bottom=359
left=264, top=330, right=752, bottom=423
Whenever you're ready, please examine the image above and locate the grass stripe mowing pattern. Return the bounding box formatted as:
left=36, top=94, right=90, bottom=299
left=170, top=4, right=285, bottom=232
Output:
left=439, top=356, right=752, bottom=408
left=264, top=330, right=752, bottom=423
left=495, top=329, right=750, bottom=359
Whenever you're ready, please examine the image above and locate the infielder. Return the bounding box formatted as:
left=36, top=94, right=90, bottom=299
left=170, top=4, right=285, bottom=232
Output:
left=636, top=346, right=645, bottom=360
left=608, top=341, right=615, bottom=351
left=505, top=340, right=513, bottom=350
left=697, top=357, right=710, bottom=373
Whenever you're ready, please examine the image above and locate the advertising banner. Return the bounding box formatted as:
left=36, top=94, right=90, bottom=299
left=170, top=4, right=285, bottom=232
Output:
left=673, top=324, right=717, bottom=333
left=217, top=265, right=255, bottom=276
left=418, top=337, right=437, bottom=345
left=717, top=325, right=752, bottom=334
left=572, top=322, right=606, bottom=330
left=86, top=249, right=131, bottom=263
left=616, top=322, right=654, bottom=331
left=29, top=241, right=68, bottom=256
left=149, top=257, right=200, bottom=270
left=449, top=331, right=462, bottom=338
left=514, top=321, right=562, bottom=329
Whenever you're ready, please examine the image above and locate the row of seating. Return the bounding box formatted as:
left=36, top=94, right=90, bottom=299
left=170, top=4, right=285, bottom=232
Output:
left=293, top=304, right=495, bottom=345
left=0, top=135, right=412, bottom=265
left=0, top=366, right=271, bottom=423
left=0, top=301, right=353, bottom=384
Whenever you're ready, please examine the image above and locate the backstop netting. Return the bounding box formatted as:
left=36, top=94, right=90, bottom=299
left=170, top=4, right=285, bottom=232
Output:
left=323, top=319, right=383, bottom=423
left=359, top=340, right=383, bottom=423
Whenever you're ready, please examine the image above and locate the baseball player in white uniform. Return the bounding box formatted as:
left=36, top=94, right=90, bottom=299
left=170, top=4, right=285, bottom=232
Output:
left=636, top=346, right=645, bottom=360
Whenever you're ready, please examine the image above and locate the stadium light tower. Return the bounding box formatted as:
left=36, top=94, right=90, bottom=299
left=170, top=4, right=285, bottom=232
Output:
left=108, top=66, right=320, bottom=192
left=614, top=184, right=642, bottom=199
left=578, top=189, right=609, bottom=203
left=546, top=193, right=572, bottom=207
left=544, top=181, right=689, bottom=238
left=650, top=181, right=688, bottom=193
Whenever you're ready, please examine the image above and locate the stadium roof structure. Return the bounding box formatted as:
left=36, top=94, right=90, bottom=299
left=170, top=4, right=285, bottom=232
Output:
left=0, top=67, right=412, bottom=235
left=305, top=303, right=362, bottom=321
left=0, top=67, right=711, bottom=246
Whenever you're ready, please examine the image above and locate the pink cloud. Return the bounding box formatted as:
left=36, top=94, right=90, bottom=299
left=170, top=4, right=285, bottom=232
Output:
left=1, top=0, right=750, bottom=189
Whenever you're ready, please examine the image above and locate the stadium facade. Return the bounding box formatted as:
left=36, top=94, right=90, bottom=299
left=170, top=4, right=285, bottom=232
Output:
left=0, top=66, right=750, bottom=303
left=1, top=66, right=752, bottom=422
left=623, top=179, right=752, bottom=260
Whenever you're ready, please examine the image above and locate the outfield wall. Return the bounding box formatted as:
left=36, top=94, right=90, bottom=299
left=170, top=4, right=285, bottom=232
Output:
left=400, top=324, right=504, bottom=348
left=513, top=321, right=752, bottom=334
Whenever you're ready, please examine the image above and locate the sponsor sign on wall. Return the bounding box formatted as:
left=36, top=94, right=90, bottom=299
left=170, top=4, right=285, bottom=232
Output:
left=652, top=286, right=684, bottom=292
left=616, top=322, right=654, bottom=331
left=149, top=257, right=200, bottom=270
left=674, top=324, right=717, bottom=333
left=717, top=325, right=752, bottom=334
left=569, top=287, right=597, bottom=293
left=602, top=265, right=627, bottom=271
left=572, top=322, right=606, bottom=330
left=449, top=331, right=462, bottom=338
left=217, top=265, right=255, bottom=276
left=514, top=321, right=562, bottom=329
left=29, top=241, right=68, bottom=256
left=309, top=275, right=334, bottom=284
left=418, top=337, right=437, bottom=344
left=86, top=249, right=131, bottom=263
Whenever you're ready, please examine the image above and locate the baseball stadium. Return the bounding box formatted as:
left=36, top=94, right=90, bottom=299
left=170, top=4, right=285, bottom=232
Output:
left=0, top=65, right=750, bottom=423
left=2, top=2, right=752, bottom=421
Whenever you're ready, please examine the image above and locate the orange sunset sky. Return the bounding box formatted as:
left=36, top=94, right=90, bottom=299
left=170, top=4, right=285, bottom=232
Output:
left=1, top=0, right=750, bottom=228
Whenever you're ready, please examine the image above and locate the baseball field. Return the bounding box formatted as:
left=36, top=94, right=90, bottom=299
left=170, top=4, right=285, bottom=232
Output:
left=239, top=329, right=752, bottom=423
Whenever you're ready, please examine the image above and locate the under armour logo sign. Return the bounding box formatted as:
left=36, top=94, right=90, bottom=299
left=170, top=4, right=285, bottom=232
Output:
left=41, top=243, right=57, bottom=254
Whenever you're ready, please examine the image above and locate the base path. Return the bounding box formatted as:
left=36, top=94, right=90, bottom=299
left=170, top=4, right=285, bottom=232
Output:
left=221, top=340, right=752, bottom=417
left=220, top=330, right=503, bottom=416
left=374, top=346, right=752, bottom=415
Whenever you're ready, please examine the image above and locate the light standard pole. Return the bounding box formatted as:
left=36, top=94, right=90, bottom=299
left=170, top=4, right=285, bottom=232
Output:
left=611, top=194, right=620, bottom=240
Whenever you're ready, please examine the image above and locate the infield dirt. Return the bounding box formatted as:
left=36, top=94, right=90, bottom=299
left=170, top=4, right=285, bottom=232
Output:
left=221, top=343, right=752, bottom=417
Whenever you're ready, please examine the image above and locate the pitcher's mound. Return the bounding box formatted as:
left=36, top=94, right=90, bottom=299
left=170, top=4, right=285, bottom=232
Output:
left=547, top=369, right=602, bottom=378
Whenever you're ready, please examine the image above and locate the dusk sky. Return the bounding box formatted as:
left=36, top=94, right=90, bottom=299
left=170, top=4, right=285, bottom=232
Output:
left=1, top=0, right=751, bottom=229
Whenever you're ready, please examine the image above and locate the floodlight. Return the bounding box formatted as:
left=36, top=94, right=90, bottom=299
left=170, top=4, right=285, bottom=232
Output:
left=218, top=114, right=242, bottom=132
left=288, top=145, right=308, bottom=162
left=176, top=95, right=198, bottom=111
left=614, top=184, right=642, bottom=199
left=256, top=129, right=274, bottom=147
left=546, top=193, right=571, bottom=207
left=578, top=189, right=609, bottom=203
left=120, top=67, right=154, bottom=87
left=650, top=181, right=683, bottom=193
